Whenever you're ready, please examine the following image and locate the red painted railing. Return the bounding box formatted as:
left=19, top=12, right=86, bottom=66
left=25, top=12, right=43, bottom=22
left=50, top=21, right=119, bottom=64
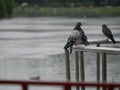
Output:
left=0, top=80, right=120, bottom=90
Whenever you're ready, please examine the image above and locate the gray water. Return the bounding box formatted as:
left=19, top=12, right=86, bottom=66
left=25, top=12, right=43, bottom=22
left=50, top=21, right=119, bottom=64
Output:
left=0, top=17, right=120, bottom=90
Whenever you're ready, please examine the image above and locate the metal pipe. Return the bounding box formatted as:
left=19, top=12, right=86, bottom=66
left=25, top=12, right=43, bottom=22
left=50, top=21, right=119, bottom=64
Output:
left=102, top=53, right=107, bottom=82
left=65, top=50, right=71, bottom=90
left=108, top=87, right=114, bottom=90
left=80, top=51, right=85, bottom=90
left=75, top=51, right=79, bottom=90
left=96, top=44, right=100, bottom=90
left=22, top=84, right=28, bottom=90
left=102, top=53, right=107, bottom=90
left=64, top=86, right=71, bottom=90
left=0, top=80, right=119, bottom=89
left=65, top=50, right=71, bottom=82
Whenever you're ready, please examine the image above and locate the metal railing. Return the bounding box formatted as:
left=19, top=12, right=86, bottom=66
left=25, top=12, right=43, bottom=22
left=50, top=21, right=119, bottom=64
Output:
left=65, top=40, right=120, bottom=90
left=0, top=40, right=120, bottom=90
left=0, top=80, right=120, bottom=90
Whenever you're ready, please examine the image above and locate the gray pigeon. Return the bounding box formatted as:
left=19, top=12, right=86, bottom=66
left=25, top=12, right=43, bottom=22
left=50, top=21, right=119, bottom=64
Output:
left=64, top=22, right=89, bottom=53
left=102, top=24, right=116, bottom=44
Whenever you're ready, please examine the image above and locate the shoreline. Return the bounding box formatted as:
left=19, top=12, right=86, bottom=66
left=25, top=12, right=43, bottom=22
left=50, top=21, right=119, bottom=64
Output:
left=14, top=6, right=120, bottom=18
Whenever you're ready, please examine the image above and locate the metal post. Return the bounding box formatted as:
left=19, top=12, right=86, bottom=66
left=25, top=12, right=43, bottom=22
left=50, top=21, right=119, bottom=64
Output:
left=108, top=87, right=114, bottom=90
left=96, top=44, right=100, bottom=90
left=75, top=51, right=79, bottom=90
left=102, top=53, right=107, bottom=82
left=102, top=53, right=107, bottom=90
left=65, top=50, right=71, bottom=90
left=64, top=86, right=71, bottom=90
left=22, top=84, right=28, bottom=90
left=80, top=51, right=85, bottom=90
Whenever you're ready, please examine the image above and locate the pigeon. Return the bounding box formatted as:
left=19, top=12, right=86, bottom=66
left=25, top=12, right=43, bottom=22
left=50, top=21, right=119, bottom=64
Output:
left=102, top=24, right=116, bottom=44
left=64, top=22, right=89, bottom=53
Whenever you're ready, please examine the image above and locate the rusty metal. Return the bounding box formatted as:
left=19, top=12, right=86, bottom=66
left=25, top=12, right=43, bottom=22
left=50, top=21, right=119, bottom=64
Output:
left=0, top=80, right=120, bottom=90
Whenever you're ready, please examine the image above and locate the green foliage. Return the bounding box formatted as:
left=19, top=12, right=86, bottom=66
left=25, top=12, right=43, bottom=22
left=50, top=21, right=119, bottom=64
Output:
left=0, top=0, right=14, bottom=18
left=0, top=0, right=6, bottom=18
left=94, top=0, right=101, bottom=6
left=14, top=0, right=120, bottom=6
left=14, top=6, right=120, bottom=17
left=4, top=0, right=15, bottom=18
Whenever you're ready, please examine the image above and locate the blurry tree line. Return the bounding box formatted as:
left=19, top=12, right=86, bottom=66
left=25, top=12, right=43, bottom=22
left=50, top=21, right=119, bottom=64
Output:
left=0, top=0, right=14, bottom=18
left=15, top=0, right=120, bottom=6
left=0, top=0, right=120, bottom=18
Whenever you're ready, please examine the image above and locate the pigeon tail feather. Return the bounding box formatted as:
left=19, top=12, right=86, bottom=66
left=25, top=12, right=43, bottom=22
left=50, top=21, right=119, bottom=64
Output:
left=69, top=45, right=73, bottom=54
left=64, top=38, right=76, bottom=53
left=110, top=37, right=116, bottom=44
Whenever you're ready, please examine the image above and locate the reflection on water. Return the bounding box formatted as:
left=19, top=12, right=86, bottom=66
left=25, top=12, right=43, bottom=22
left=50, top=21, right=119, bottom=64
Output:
left=0, top=17, right=120, bottom=90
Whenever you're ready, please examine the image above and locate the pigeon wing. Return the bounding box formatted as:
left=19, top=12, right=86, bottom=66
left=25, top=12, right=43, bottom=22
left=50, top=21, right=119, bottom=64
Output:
left=102, top=27, right=113, bottom=38
left=68, top=30, right=82, bottom=44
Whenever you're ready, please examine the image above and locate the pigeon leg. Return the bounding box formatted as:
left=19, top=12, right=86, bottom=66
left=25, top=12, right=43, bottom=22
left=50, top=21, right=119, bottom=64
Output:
left=75, top=43, right=80, bottom=46
left=105, top=38, right=109, bottom=41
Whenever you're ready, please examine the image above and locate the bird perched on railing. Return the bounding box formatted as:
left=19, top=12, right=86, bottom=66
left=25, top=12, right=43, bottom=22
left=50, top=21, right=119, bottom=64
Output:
left=102, top=24, right=116, bottom=44
left=64, top=22, right=89, bottom=53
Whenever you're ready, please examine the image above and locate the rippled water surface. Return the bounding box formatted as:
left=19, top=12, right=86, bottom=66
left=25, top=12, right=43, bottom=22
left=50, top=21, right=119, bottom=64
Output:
left=0, top=17, right=120, bottom=90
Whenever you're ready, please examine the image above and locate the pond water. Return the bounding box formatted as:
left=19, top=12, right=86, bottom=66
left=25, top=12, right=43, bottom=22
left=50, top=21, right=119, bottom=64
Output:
left=0, top=17, right=120, bottom=90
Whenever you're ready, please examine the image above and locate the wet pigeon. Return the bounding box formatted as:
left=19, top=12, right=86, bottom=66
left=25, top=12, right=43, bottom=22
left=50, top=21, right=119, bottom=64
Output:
left=64, top=22, right=89, bottom=53
left=102, top=24, right=116, bottom=44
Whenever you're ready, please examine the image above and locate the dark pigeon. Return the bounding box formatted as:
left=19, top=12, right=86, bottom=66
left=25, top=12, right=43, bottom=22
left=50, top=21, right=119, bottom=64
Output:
left=64, top=22, right=89, bottom=53
left=102, top=24, right=116, bottom=44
